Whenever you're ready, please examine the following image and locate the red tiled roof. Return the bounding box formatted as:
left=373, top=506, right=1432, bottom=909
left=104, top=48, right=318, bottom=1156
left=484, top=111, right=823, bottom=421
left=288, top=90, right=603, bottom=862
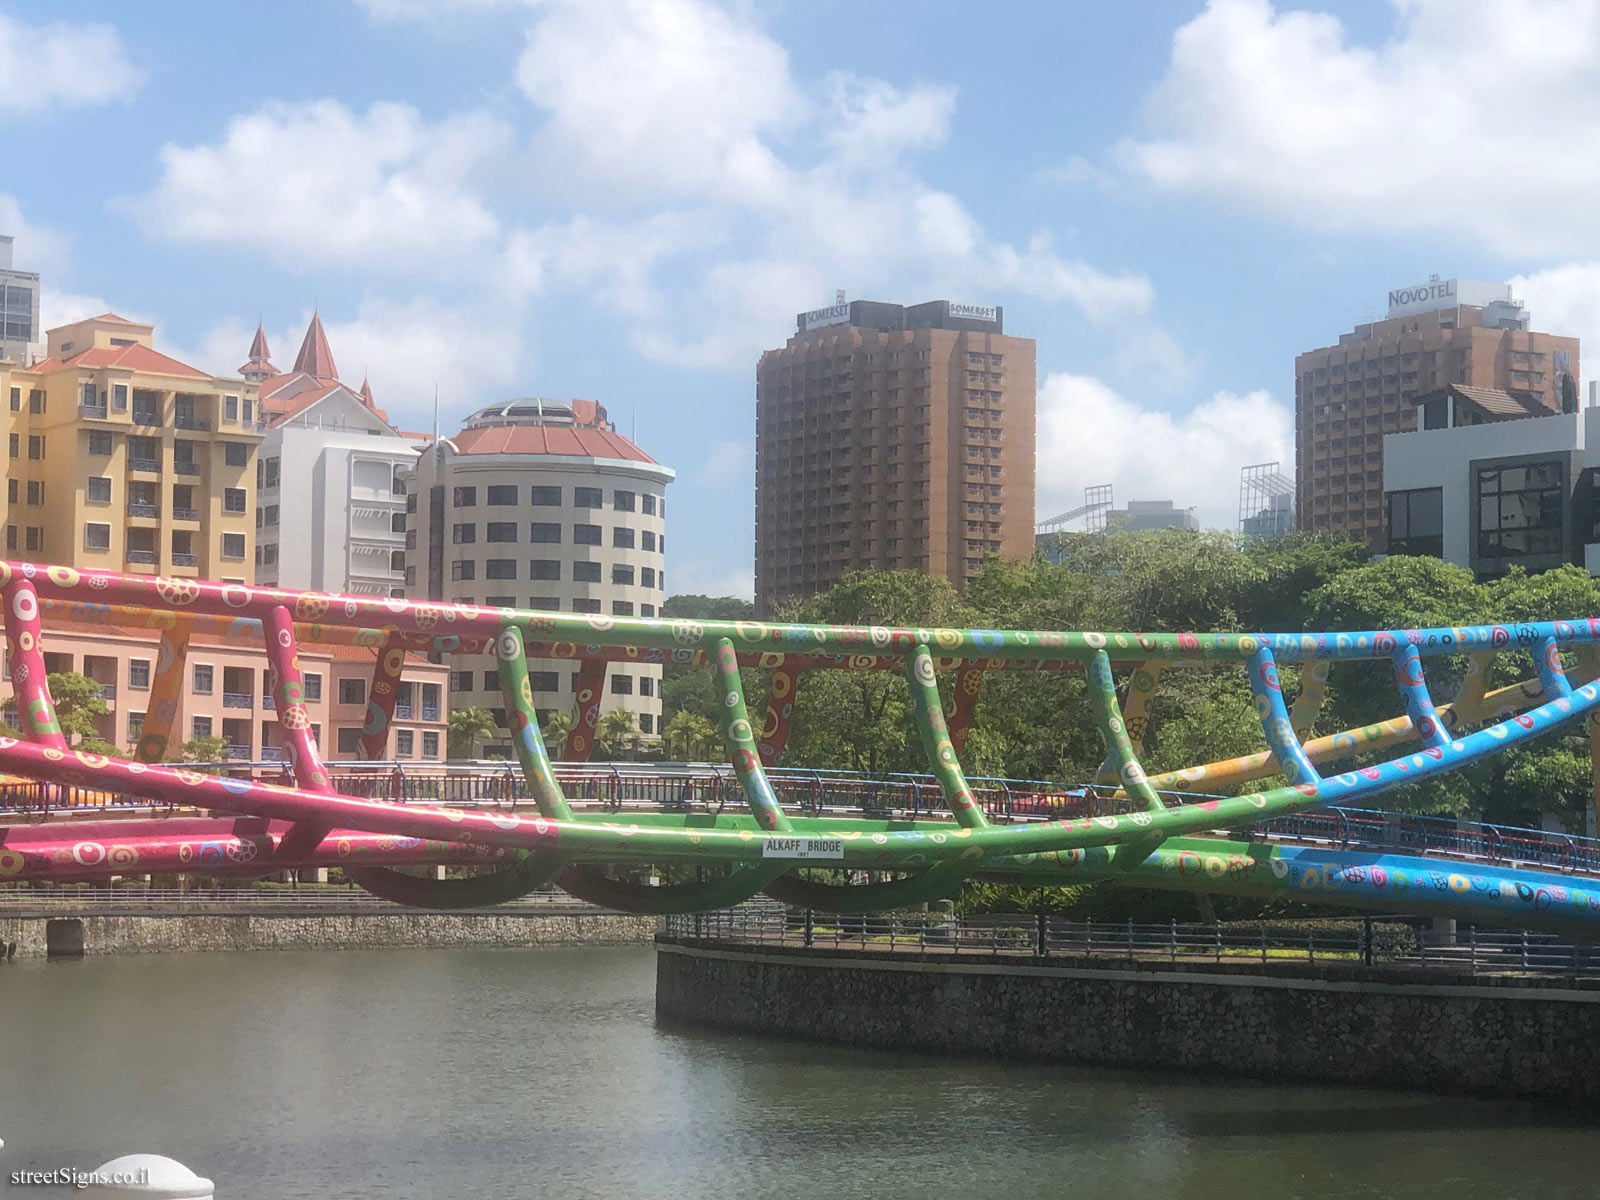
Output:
left=26, top=342, right=211, bottom=379
left=292, top=313, right=338, bottom=381
left=248, top=323, right=271, bottom=361
left=450, top=422, right=658, bottom=463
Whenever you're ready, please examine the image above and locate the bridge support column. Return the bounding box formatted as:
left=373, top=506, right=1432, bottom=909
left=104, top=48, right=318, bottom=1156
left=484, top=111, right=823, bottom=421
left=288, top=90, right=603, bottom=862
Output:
left=562, top=658, right=607, bottom=762
left=2, top=577, right=66, bottom=750
left=135, top=614, right=192, bottom=762
left=906, top=644, right=986, bottom=829
left=360, top=635, right=406, bottom=760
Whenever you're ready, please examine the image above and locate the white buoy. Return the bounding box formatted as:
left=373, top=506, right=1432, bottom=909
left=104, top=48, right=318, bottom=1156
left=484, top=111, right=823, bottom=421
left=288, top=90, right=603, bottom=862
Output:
left=84, top=1154, right=214, bottom=1198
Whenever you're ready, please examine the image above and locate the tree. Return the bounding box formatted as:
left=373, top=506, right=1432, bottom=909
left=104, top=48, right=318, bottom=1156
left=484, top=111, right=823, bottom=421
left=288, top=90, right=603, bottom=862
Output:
left=663, top=710, right=717, bottom=760
left=539, top=708, right=574, bottom=757
left=594, top=708, right=638, bottom=759
left=447, top=706, right=498, bottom=759
left=2, top=671, right=120, bottom=755
left=173, top=735, right=229, bottom=765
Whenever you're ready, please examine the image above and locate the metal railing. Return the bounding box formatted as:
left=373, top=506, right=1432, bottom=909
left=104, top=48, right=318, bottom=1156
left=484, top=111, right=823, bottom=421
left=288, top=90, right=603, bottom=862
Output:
left=128, top=457, right=161, bottom=473
left=172, top=506, right=198, bottom=521
left=172, top=552, right=198, bottom=567
left=127, top=503, right=160, bottom=519
left=666, top=908, right=1600, bottom=980
left=125, top=549, right=157, bottom=564
left=174, top=415, right=209, bottom=431
left=222, top=692, right=253, bottom=709
left=174, top=462, right=202, bottom=477
left=78, top=404, right=108, bottom=420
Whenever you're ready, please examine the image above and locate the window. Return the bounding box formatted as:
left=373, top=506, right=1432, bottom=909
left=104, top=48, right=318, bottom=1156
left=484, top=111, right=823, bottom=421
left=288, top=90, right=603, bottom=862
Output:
left=337, top=728, right=362, bottom=754
left=129, top=659, right=150, bottom=690
left=574, top=523, right=601, bottom=545
left=452, top=523, right=476, bottom=544
left=6, top=433, right=15, bottom=458
left=529, top=522, right=561, bottom=543
left=530, top=596, right=559, bottom=610
left=1477, top=462, right=1564, bottom=559
left=339, top=678, right=367, bottom=705
left=486, top=484, right=518, bottom=505
left=451, top=559, right=476, bottom=581
left=396, top=729, right=415, bottom=757
left=529, top=559, right=561, bottom=580
left=481, top=670, right=500, bottom=691
left=422, top=731, right=440, bottom=758
left=260, top=457, right=280, bottom=489
left=530, top=671, right=560, bottom=692
left=641, top=603, right=655, bottom=618
left=224, top=395, right=238, bottom=421
left=243, top=398, right=254, bottom=425
left=574, top=486, right=603, bottom=508
left=639, top=713, right=653, bottom=735
left=640, top=676, right=654, bottom=697
left=612, top=600, right=634, bottom=616
left=109, top=384, right=126, bottom=411
left=225, top=442, right=247, bottom=467
left=83, top=523, right=110, bottom=551
left=25, top=480, right=42, bottom=506
left=611, top=673, right=634, bottom=695
left=1386, top=487, right=1444, bottom=557
left=641, top=567, right=656, bottom=588
left=87, top=431, right=112, bottom=456
left=613, top=527, right=635, bottom=549
left=43, top=388, right=56, bottom=414
left=485, top=559, right=517, bottom=579
left=572, top=597, right=601, bottom=613
left=221, top=533, right=246, bottom=559
left=613, top=490, right=636, bottom=512
left=6, top=386, right=16, bottom=412
left=572, top=561, right=601, bottom=582
left=642, top=494, right=657, bottom=515
left=530, top=485, right=561, bottom=506
left=612, top=564, right=635, bottom=585
left=23, top=527, right=39, bottom=552
left=223, top=487, right=247, bottom=514
left=9, top=479, right=19, bottom=503
left=450, top=670, right=475, bottom=691
left=642, top=531, right=657, bottom=551
left=191, top=716, right=212, bottom=740
left=27, top=435, right=43, bottom=460
left=453, top=486, right=477, bottom=507
left=193, top=664, right=214, bottom=694
left=485, top=595, right=516, bottom=607
left=128, top=711, right=145, bottom=740
left=486, top=522, right=518, bottom=542
left=304, top=673, right=322, bottom=702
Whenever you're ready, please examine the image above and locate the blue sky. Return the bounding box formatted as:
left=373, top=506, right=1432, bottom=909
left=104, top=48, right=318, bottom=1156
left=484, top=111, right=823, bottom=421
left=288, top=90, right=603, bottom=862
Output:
left=5, top=0, right=1600, bottom=597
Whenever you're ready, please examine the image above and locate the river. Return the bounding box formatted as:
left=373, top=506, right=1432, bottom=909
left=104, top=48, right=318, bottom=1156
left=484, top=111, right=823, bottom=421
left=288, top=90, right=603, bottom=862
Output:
left=1, top=947, right=1596, bottom=1198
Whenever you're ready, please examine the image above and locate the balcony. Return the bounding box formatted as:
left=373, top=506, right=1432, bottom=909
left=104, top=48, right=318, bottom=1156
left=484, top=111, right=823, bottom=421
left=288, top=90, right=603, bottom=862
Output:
left=223, top=743, right=252, bottom=761
left=262, top=694, right=275, bottom=710
left=222, top=692, right=253, bottom=710
left=395, top=704, right=414, bottom=719
left=175, top=461, right=202, bottom=477
left=125, top=549, right=157, bottom=565
left=128, top=503, right=160, bottom=519
left=260, top=746, right=284, bottom=762
left=129, top=457, right=161, bottom=473
left=171, top=506, right=198, bottom=521
left=172, top=552, right=198, bottom=567
left=174, top=415, right=210, bottom=431
left=421, top=706, right=440, bottom=722
left=78, top=403, right=109, bottom=420
left=97, top=682, right=117, bottom=700
left=132, top=411, right=160, bottom=427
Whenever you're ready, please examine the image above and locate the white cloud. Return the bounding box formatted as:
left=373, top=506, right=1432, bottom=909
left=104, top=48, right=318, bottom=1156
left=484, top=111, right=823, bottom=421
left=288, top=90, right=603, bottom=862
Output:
left=699, top=439, right=749, bottom=482
left=1035, top=372, right=1292, bottom=531
left=0, top=195, right=70, bottom=275
left=126, top=100, right=509, bottom=269
left=822, top=73, right=957, bottom=163
left=515, top=0, right=800, bottom=205
left=40, top=287, right=141, bottom=333
left=0, top=12, right=143, bottom=113
left=669, top=563, right=755, bottom=601
left=355, top=0, right=518, bottom=18
left=1113, top=325, right=1200, bottom=395
left=1115, top=0, right=1600, bottom=257
left=1511, top=263, right=1600, bottom=379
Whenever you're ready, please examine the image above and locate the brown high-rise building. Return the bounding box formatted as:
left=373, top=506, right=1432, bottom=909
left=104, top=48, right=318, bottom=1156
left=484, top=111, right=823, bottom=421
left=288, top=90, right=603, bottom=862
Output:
left=755, top=300, right=1036, bottom=613
left=1296, top=277, right=1578, bottom=548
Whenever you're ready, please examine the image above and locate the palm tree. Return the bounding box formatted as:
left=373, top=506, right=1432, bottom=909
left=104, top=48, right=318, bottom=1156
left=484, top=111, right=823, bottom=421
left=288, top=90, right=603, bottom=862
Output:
left=594, top=709, right=638, bottom=760
left=539, top=708, right=574, bottom=757
left=447, top=706, right=498, bottom=759
left=663, top=710, right=718, bottom=760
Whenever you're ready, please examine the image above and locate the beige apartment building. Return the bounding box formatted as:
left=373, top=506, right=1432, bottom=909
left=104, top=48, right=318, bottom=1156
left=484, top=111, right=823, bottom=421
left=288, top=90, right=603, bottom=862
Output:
left=0, top=625, right=449, bottom=762
left=0, top=313, right=263, bottom=578
left=1296, top=277, right=1580, bottom=549
left=755, top=299, right=1037, bottom=613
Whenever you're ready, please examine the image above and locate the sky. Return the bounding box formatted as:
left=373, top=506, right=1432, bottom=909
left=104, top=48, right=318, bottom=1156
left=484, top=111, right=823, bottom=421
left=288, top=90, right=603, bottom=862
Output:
left=7, top=0, right=1600, bottom=599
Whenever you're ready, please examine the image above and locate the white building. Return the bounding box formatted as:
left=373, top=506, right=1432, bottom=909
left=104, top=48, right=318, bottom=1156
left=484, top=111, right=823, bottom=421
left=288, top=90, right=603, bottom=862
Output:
left=247, top=316, right=422, bottom=594
left=0, top=235, right=41, bottom=365
left=1383, top=384, right=1600, bottom=576
left=405, top=398, right=674, bottom=744
left=1106, top=499, right=1200, bottom=532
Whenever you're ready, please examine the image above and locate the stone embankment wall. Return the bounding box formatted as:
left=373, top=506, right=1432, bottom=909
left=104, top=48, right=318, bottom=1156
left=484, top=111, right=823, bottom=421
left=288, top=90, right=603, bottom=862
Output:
left=0, top=911, right=660, bottom=957
left=656, top=938, right=1600, bottom=1105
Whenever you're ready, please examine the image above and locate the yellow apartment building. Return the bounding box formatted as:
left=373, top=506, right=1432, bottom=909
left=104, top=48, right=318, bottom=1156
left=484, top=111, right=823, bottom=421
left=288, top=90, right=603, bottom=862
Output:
left=0, top=313, right=262, bottom=579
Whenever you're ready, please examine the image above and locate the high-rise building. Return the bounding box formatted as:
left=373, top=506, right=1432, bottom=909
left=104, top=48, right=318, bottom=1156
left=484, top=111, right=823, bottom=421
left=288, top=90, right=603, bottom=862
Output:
left=755, top=299, right=1036, bottom=612
left=404, top=398, right=674, bottom=749
left=0, top=313, right=263, bottom=578
left=1296, top=276, right=1579, bottom=548
left=249, top=316, right=422, bottom=594
left=0, top=235, right=40, bottom=365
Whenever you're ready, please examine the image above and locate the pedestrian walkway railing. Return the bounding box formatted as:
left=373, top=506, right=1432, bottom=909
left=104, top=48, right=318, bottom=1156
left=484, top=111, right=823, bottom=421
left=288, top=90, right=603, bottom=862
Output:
left=665, top=907, right=1600, bottom=980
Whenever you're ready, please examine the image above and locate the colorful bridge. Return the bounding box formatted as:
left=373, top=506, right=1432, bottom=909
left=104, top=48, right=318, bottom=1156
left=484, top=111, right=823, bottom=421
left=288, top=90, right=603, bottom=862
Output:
left=3, top=560, right=1600, bottom=935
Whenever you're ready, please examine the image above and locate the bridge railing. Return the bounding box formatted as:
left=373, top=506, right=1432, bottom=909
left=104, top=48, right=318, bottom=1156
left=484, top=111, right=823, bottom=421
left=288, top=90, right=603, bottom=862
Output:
left=666, top=908, right=1600, bottom=979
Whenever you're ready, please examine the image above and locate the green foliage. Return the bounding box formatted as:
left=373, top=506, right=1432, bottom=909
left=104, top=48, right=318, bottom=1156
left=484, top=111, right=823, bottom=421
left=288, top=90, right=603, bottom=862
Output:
left=594, top=708, right=639, bottom=759
left=662, top=710, right=718, bottom=760
left=447, top=705, right=498, bottom=758
left=662, top=594, right=755, bottom=621
left=172, top=735, right=228, bottom=766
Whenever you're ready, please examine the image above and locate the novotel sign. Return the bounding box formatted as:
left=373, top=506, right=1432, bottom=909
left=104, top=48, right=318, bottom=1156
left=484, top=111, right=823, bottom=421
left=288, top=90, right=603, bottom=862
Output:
left=800, top=303, right=851, bottom=330
left=948, top=302, right=999, bottom=323
left=1386, top=278, right=1512, bottom=319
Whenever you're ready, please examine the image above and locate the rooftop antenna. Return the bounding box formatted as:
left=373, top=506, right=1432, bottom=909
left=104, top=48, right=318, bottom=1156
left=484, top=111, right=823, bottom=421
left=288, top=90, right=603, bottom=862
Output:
left=432, top=385, right=439, bottom=449
left=836, top=288, right=846, bottom=305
